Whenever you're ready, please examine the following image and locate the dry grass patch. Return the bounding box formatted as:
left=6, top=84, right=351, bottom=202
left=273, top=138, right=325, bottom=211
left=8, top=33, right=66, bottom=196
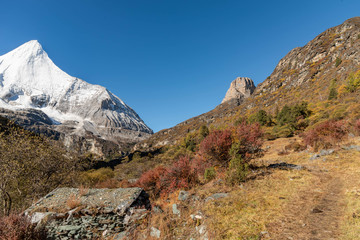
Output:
left=202, top=169, right=313, bottom=239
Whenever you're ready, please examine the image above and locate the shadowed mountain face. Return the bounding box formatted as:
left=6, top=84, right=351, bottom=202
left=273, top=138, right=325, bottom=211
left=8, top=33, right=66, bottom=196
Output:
left=134, top=17, right=360, bottom=151
left=0, top=40, right=153, bottom=156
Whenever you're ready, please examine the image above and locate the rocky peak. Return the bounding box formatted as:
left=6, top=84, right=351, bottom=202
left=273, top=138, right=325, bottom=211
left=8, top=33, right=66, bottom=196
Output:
left=221, top=77, right=256, bottom=103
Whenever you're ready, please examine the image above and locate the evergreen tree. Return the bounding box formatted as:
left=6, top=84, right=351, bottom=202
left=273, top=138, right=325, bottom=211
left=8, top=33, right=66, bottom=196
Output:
left=328, top=79, right=338, bottom=100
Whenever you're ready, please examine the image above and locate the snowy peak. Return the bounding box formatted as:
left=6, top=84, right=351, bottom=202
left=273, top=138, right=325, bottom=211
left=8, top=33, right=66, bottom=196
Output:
left=0, top=40, right=153, bottom=152
left=0, top=40, right=47, bottom=66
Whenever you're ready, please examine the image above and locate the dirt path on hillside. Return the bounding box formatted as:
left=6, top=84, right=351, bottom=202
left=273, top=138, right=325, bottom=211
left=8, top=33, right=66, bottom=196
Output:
left=268, top=170, right=345, bottom=240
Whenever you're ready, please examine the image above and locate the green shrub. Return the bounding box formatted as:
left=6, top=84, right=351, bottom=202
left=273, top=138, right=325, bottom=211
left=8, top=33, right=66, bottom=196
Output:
left=328, top=79, right=338, bottom=100
left=346, top=70, right=360, bottom=93
left=226, top=154, right=248, bottom=186
left=204, top=167, right=216, bottom=181
left=335, top=57, right=342, bottom=67
left=132, top=152, right=142, bottom=161
left=181, top=132, right=198, bottom=152
left=272, top=125, right=294, bottom=138
left=80, top=168, right=115, bottom=187
left=249, top=110, right=272, bottom=126
left=199, top=125, right=209, bottom=140
left=276, top=102, right=311, bottom=128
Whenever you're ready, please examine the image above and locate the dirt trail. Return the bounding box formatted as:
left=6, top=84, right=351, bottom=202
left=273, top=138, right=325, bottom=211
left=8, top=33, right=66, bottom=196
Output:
left=268, top=170, right=345, bottom=240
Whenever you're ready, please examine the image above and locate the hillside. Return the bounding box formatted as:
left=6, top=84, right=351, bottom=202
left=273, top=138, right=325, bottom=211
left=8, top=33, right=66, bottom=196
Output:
left=135, top=17, right=360, bottom=151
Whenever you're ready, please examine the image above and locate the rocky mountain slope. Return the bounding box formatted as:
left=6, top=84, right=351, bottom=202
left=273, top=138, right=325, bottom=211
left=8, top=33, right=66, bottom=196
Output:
left=135, top=17, right=360, bottom=151
left=0, top=40, right=153, bottom=155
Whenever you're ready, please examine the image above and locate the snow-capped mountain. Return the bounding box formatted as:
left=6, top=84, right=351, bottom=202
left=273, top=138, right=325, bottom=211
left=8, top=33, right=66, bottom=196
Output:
left=0, top=40, right=153, bottom=155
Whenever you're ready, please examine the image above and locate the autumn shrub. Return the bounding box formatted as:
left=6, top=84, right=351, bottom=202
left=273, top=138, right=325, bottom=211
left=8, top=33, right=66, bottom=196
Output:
left=66, top=194, right=81, bottom=209
left=191, top=154, right=211, bottom=178
left=233, top=121, right=263, bottom=160
left=302, top=120, right=348, bottom=151
left=284, top=141, right=306, bottom=152
left=136, top=166, right=167, bottom=198
left=0, top=120, right=77, bottom=215
left=0, top=214, right=47, bottom=240
left=95, top=178, right=121, bottom=189
left=161, top=156, right=198, bottom=195
left=355, top=119, right=360, bottom=135
left=199, top=129, right=233, bottom=163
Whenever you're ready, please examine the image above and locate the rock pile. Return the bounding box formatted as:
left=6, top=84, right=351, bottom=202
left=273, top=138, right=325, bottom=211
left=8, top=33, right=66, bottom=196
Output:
left=25, top=187, right=150, bottom=239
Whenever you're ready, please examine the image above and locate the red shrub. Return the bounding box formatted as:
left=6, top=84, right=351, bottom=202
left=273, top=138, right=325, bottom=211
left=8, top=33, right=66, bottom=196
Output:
left=0, top=214, right=47, bottom=240
left=95, top=178, right=122, bottom=189
left=234, top=121, right=264, bottom=157
left=199, top=129, right=233, bottom=162
left=191, top=154, right=212, bottom=177
left=136, top=166, right=167, bottom=198
left=161, top=156, right=198, bottom=195
left=302, top=120, right=348, bottom=151
left=355, top=119, right=360, bottom=135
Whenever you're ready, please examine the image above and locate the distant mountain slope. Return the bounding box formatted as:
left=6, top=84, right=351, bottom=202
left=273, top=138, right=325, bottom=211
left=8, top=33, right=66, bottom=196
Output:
left=0, top=40, right=153, bottom=155
left=135, top=17, right=360, bottom=150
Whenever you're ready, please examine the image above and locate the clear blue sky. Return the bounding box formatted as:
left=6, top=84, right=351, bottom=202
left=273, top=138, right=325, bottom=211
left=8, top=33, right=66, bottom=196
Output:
left=0, top=0, right=359, bottom=132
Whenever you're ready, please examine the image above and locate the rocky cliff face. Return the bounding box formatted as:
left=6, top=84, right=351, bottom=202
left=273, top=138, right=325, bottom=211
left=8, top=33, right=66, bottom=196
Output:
left=221, top=77, right=255, bottom=103
left=134, top=17, right=360, bottom=151
left=0, top=40, right=153, bottom=155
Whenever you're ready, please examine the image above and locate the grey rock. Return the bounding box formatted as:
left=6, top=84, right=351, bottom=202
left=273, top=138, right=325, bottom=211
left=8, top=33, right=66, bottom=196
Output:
left=196, top=224, right=209, bottom=240
left=319, top=149, right=334, bottom=156
left=310, top=154, right=321, bottom=160
left=58, top=225, right=82, bottom=232
left=172, top=204, right=180, bottom=215
left=342, top=145, right=360, bottom=151
left=178, top=190, right=190, bottom=201
left=268, top=162, right=304, bottom=170
left=150, top=227, right=161, bottom=238
left=29, top=212, right=54, bottom=224
left=205, top=193, right=229, bottom=202
left=153, top=205, right=164, bottom=214
left=113, top=231, right=127, bottom=240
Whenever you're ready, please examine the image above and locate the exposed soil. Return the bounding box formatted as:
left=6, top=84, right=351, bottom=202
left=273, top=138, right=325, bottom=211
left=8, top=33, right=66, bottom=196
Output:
left=268, top=169, right=345, bottom=240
